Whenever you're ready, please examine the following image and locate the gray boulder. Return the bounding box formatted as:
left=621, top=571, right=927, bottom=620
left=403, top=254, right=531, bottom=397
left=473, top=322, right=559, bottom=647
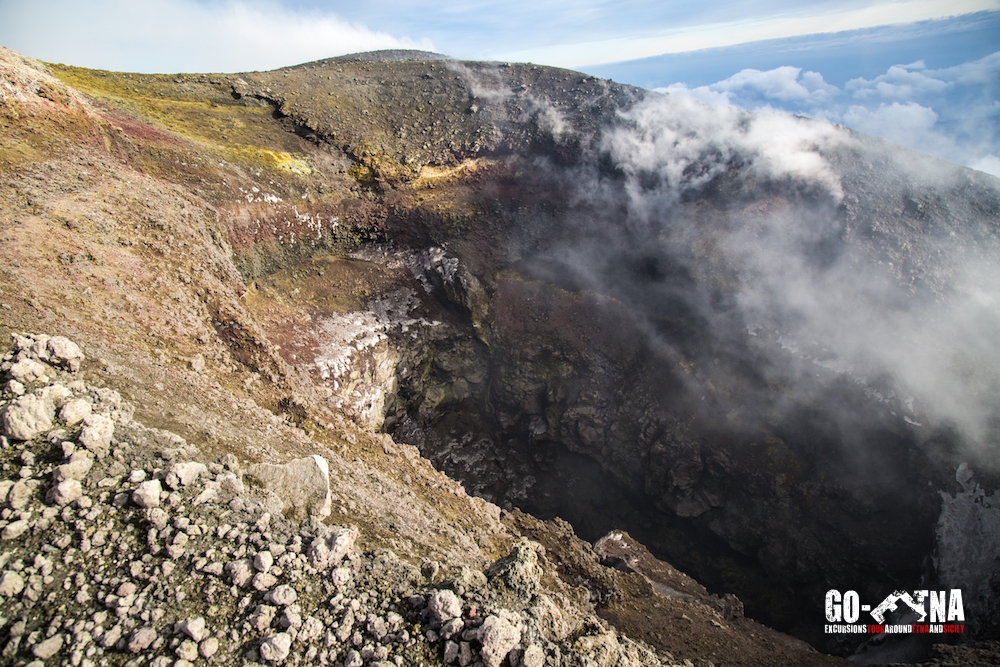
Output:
left=245, top=455, right=331, bottom=521
left=79, top=413, right=114, bottom=458
left=2, top=393, right=54, bottom=440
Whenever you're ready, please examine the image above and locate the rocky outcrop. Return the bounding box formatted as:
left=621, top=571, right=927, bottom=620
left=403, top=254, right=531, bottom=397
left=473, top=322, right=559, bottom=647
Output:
left=1, top=331, right=807, bottom=667
left=245, top=455, right=333, bottom=521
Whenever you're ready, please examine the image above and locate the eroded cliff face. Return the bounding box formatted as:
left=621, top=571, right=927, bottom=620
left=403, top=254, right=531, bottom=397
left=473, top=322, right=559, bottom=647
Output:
left=1, top=45, right=999, bottom=663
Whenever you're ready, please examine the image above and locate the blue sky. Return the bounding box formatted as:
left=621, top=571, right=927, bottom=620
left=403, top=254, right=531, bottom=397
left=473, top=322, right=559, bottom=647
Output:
left=588, top=12, right=1000, bottom=176
left=0, top=0, right=998, bottom=175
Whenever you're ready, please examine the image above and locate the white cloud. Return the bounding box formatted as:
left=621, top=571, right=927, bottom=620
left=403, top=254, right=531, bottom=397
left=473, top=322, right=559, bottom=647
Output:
left=708, top=66, right=838, bottom=103
left=969, top=154, right=1000, bottom=177
left=666, top=51, right=1000, bottom=181
left=840, top=101, right=959, bottom=155
left=0, top=0, right=435, bottom=73
left=847, top=64, right=953, bottom=99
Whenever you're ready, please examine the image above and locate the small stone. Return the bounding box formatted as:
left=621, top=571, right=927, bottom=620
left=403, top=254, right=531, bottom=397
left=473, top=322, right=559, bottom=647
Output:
left=298, top=616, right=324, bottom=643
left=52, top=452, right=94, bottom=482
left=79, top=413, right=114, bottom=458
left=522, top=644, right=545, bottom=667
left=32, top=634, right=64, bottom=659
left=343, top=649, right=363, bottom=667
left=190, top=354, right=205, bottom=372
left=444, top=640, right=459, bottom=664
left=218, top=473, right=244, bottom=495
left=226, top=559, right=254, bottom=588
left=176, top=639, right=199, bottom=661
left=332, top=566, right=352, bottom=588
left=47, top=479, right=83, bottom=507
left=59, top=399, right=92, bottom=426
left=128, top=470, right=147, bottom=483
left=279, top=606, right=302, bottom=630
left=169, top=461, right=207, bottom=487
left=38, top=383, right=71, bottom=406
left=132, top=479, right=163, bottom=508
left=127, top=627, right=157, bottom=653
left=177, top=617, right=209, bottom=642
left=9, top=358, right=48, bottom=383
left=254, top=550, right=274, bottom=573
left=244, top=455, right=332, bottom=521
left=100, top=623, right=123, bottom=648
left=1, top=519, right=29, bottom=540
left=7, top=480, right=34, bottom=509
left=147, top=507, right=169, bottom=530
left=441, top=617, right=464, bottom=639
left=479, top=614, right=521, bottom=667
left=250, top=604, right=277, bottom=632
left=264, top=584, right=297, bottom=606
left=46, top=336, right=84, bottom=371
left=7, top=380, right=25, bottom=396
left=174, top=616, right=211, bottom=642
left=193, top=482, right=219, bottom=505
left=2, top=393, right=55, bottom=441
left=459, top=641, right=473, bottom=667
left=252, top=572, right=278, bottom=591
left=307, top=526, right=358, bottom=570
left=259, top=633, right=292, bottom=662
left=0, top=570, right=25, bottom=596
left=427, top=590, right=463, bottom=624
left=199, top=637, right=219, bottom=658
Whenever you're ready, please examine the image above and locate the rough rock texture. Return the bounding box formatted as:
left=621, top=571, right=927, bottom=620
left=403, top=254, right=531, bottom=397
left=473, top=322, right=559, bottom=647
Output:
left=245, top=455, right=332, bottom=521
left=1, top=41, right=994, bottom=664
left=0, top=331, right=705, bottom=667
left=0, top=331, right=847, bottom=667
left=2, top=393, right=54, bottom=441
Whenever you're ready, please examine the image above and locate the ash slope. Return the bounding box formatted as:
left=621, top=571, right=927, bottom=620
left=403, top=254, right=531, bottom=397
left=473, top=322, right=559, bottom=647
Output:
left=0, top=44, right=998, bottom=663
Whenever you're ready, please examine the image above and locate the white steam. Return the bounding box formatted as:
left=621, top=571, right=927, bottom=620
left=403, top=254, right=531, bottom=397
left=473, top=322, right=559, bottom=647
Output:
left=585, top=92, right=1000, bottom=448
left=605, top=93, right=848, bottom=208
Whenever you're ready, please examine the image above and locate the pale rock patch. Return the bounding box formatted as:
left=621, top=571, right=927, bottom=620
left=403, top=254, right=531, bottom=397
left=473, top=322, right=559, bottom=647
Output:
left=2, top=393, right=55, bottom=440
left=9, top=358, right=49, bottom=383
left=132, top=479, right=163, bottom=508
left=79, top=413, right=114, bottom=458
left=47, top=479, right=83, bottom=506
left=59, top=398, right=92, bottom=425
left=307, top=525, right=358, bottom=570
left=259, top=632, right=292, bottom=662
left=245, top=455, right=331, bottom=521
left=0, top=570, right=25, bottom=596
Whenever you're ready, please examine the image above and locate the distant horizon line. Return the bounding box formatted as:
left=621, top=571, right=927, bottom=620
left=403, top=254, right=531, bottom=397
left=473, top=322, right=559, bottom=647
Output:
left=496, top=5, right=1000, bottom=69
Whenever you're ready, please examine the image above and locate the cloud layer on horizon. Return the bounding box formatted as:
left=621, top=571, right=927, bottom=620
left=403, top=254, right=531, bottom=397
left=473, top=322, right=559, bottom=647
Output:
left=660, top=51, right=1000, bottom=177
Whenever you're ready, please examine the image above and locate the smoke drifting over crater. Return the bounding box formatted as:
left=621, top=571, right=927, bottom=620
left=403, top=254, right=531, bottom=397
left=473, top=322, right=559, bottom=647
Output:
left=297, top=59, right=1000, bottom=644
left=532, top=90, right=1000, bottom=457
